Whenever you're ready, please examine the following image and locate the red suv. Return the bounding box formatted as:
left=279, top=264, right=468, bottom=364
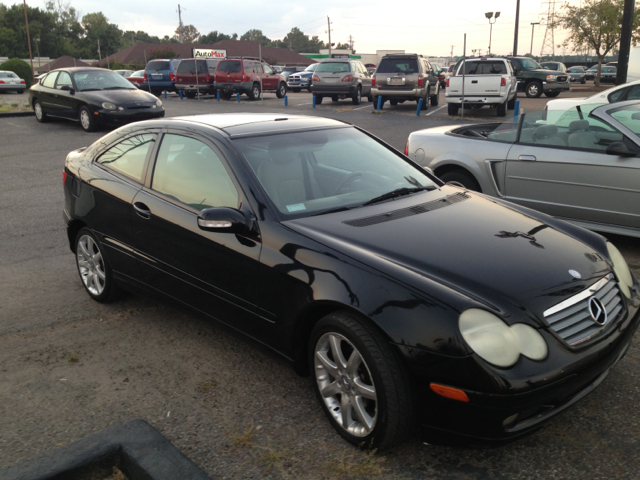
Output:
left=215, top=57, right=287, bottom=100
left=175, top=58, right=221, bottom=98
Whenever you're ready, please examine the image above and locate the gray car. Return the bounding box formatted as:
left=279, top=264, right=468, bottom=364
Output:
left=567, top=66, right=587, bottom=84
left=406, top=101, right=640, bottom=238
left=310, top=58, right=372, bottom=105
left=0, top=70, right=26, bottom=93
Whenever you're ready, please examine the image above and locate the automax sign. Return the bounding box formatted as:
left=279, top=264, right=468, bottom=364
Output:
left=192, top=49, right=227, bottom=59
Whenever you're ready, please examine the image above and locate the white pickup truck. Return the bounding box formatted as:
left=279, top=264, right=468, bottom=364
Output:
left=445, top=58, right=518, bottom=117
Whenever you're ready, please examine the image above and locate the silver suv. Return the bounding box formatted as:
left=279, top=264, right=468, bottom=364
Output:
left=371, top=54, right=440, bottom=109
left=310, top=58, right=373, bottom=105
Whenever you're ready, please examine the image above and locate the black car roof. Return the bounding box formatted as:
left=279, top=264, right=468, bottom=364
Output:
left=169, top=113, right=349, bottom=136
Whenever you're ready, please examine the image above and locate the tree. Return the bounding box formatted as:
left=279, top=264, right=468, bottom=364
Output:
left=198, top=30, right=232, bottom=44
left=80, top=12, right=122, bottom=59
left=148, top=46, right=180, bottom=60
left=281, top=27, right=325, bottom=52
left=174, top=24, right=199, bottom=43
left=45, top=1, right=83, bottom=56
left=555, top=0, right=640, bottom=85
left=240, top=29, right=270, bottom=46
left=0, top=3, right=63, bottom=58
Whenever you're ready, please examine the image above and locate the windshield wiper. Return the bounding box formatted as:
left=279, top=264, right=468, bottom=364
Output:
left=362, top=186, right=436, bottom=206
left=103, top=87, right=133, bottom=90
left=79, top=88, right=100, bottom=92
left=311, top=205, right=360, bottom=217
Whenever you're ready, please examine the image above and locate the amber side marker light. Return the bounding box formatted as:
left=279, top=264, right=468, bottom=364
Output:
left=430, top=383, right=469, bottom=402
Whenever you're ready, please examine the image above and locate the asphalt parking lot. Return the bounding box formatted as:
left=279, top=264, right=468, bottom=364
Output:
left=1, top=88, right=639, bottom=479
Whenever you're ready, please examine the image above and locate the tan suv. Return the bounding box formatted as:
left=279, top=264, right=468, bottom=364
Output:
left=310, top=58, right=373, bottom=105
left=371, top=54, right=440, bottom=109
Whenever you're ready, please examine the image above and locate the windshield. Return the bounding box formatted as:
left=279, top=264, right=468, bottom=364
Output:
left=520, top=58, right=543, bottom=70
left=377, top=58, right=419, bottom=74
left=72, top=71, right=136, bottom=91
left=316, top=62, right=351, bottom=73
left=305, top=64, right=318, bottom=72
left=568, top=67, right=584, bottom=73
left=233, top=127, right=438, bottom=217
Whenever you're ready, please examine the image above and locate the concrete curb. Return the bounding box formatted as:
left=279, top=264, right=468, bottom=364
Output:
left=0, top=419, right=212, bottom=480
left=0, top=111, right=34, bottom=118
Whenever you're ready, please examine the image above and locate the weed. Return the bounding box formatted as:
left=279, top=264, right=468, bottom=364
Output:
left=67, top=354, right=79, bottom=363
left=10, top=103, right=18, bottom=108
left=231, top=426, right=256, bottom=448
left=197, top=380, right=217, bottom=392
left=327, top=449, right=386, bottom=478
left=258, top=445, right=295, bottom=470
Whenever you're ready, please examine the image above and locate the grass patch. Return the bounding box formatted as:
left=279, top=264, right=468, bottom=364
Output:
left=327, top=449, right=386, bottom=478
left=0, top=105, right=13, bottom=113
left=230, top=426, right=256, bottom=448
left=67, top=354, right=79, bottom=363
left=258, top=446, right=295, bottom=470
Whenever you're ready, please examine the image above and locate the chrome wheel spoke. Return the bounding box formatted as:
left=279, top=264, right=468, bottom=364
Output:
left=353, top=377, right=376, bottom=400
left=92, top=251, right=102, bottom=265
left=352, top=397, right=374, bottom=432
left=321, top=380, right=342, bottom=398
left=95, top=267, right=106, bottom=281
left=329, top=335, right=348, bottom=369
left=78, top=241, right=91, bottom=260
left=340, top=392, right=351, bottom=428
left=316, top=350, right=339, bottom=378
left=346, top=349, right=362, bottom=376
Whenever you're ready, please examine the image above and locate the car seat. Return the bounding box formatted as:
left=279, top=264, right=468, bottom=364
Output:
left=533, top=125, right=566, bottom=146
left=567, top=120, right=598, bottom=149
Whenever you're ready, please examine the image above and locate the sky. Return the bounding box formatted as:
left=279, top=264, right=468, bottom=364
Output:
left=18, top=0, right=585, bottom=58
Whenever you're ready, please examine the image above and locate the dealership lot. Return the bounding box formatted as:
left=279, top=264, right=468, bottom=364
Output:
left=1, top=93, right=639, bottom=479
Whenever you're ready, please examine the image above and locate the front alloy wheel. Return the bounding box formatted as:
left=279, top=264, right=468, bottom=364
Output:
left=34, top=101, right=48, bottom=122
left=79, top=106, right=97, bottom=132
left=310, top=312, right=413, bottom=449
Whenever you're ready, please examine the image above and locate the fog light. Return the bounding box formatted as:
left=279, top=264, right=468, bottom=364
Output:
left=502, top=413, right=519, bottom=427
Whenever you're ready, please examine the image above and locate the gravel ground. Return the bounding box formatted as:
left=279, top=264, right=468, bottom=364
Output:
left=1, top=93, right=639, bottom=479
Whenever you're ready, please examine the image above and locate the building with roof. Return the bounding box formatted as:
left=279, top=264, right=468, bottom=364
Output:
left=35, top=56, right=92, bottom=74
left=95, top=40, right=314, bottom=69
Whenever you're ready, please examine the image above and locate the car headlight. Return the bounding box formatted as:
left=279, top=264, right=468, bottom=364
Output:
left=102, top=102, right=116, bottom=110
left=156, top=99, right=163, bottom=107
left=546, top=75, right=557, bottom=82
left=459, top=309, right=548, bottom=368
left=607, top=242, right=633, bottom=298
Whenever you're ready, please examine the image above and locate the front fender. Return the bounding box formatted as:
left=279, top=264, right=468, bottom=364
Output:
left=428, top=150, right=501, bottom=196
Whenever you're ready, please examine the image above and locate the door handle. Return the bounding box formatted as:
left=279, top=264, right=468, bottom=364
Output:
left=518, top=155, right=537, bottom=161
left=471, top=80, right=478, bottom=84
left=133, top=202, right=151, bottom=219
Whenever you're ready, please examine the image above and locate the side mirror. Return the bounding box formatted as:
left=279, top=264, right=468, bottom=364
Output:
left=61, top=85, right=75, bottom=95
left=197, top=207, right=247, bottom=233
left=606, top=141, right=637, bottom=157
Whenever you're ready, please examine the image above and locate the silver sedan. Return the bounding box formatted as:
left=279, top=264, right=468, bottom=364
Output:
left=407, top=101, right=640, bottom=238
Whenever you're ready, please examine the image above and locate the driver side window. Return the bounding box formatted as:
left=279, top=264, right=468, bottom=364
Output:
left=56, top=72, right=73, bottom=89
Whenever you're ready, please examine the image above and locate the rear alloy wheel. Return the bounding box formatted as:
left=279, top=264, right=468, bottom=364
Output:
left=249, top=83, right=261, bottom=101
left=79, top=106, right=97, bottom=132
left=439, top=170, right=481, bottom=191
left=276, top=82, right=287, bottom=98
left=310, top=311, right=413, bottom=449
left=525, top=81, right=542, bottom=98
left=75, top=228, right=120, bottom=302
left=352, top=86, right=362, bottom=105
left=34, top=100, right=49, bottom=123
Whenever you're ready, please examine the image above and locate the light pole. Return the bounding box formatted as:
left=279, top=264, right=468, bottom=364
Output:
left=485, top=11, right=500, bottom=55
left=34, top=37, right=41, bottom=70
left=530, top=22, right=540, bottom=55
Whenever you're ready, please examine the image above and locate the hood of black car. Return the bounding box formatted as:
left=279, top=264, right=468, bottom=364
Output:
left=79, top=89, right=158, bottom=105
left=285, top=187, right=610, bottom=321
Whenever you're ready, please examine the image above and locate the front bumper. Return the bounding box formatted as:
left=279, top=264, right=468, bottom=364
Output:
left=311, top=84, right=357, bottom=96
left=94, top=107, right=165, bottom=126
left=543, top=81, right=571, bottom=93
left=406, top=286, right=640, bottom=447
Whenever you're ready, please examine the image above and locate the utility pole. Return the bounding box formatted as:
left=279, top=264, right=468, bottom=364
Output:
left=23, top=0, right=34, bottom=83
left=540, top=1, right=557, bottom=58
left=177, top=4, right=184, bottom=43
left=327, top=16, right=332, bottom=58
left=513, top=0, right=520, bottom=56
left=349, top=35, right=354, bottom=51
left=450, top=45, right=455, bottom=63
left=97, top=38, right=102, bottom=62
left=530, top=22, right=540, bottom=55
left=616, top=0, right=635, bottom=85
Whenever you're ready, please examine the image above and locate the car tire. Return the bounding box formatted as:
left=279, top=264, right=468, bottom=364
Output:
left=496, top=99, right=507, bottom=117
left=33, top=100, right=49, bottom=123
left=276, top=82, right=287, bottom=98
left=439, top=170, right=481, bottom=191
left=309, top=311, right=414, bottom=450
left=544, top=92, right=560, bottom=98
left=249, top=83, right=261, bottom=101
left=185, top=92, right=196, bottom=99
left=352, top=87, right=361, bottom=105
left=507, top=91, right=517, bottom=110
left=422, top=87, right=430, bottom=110
left=581, top=79, right=586, bottom=84
left=18, top=89, right=24, bottom=95
left=315, top=94, right=323, bottom=105
left=447, top=103, right=459, bottom=115
left=525, top=81, right=542, bottom=98
left=332, top=95, right=339, bottom=102
left=367, top=94, right=373, bottom=102
left=389, top=99, right=398, bottom=106
left=75, top=228, right=120, bottom=302
left=372, top=96, right=384, bottom=110
left=430, top=89, right=439, bottom=107
left=222, top=90, right=232, bottom=100
left=79, top=106, right=97, bottom=132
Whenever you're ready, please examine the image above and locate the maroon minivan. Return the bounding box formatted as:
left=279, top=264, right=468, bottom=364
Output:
left=175, top=58, right=221, bottom=98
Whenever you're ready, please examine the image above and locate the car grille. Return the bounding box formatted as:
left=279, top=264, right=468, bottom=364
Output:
left=127, top=105, right=152, bottom=110
left=557, top=75, right=568, bottom=82
left=290, top=75, right=300, bottom=81
left=543, top=274, right=623, bottom=346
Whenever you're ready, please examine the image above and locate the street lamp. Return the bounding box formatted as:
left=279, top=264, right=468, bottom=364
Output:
left=485, top=11, right=500, bottom=55
left=530, top=23, right=540, bottom=55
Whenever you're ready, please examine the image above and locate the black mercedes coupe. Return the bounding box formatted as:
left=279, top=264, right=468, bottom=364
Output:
left=30, top=67, right=164, bottom=132
left=62, top=113, right=639, bottom=448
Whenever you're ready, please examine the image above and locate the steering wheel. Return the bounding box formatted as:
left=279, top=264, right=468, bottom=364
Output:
left=334, top=172, right=363, bottom=195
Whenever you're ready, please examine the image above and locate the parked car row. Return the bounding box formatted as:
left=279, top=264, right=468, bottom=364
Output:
left=0, top=70, right=26, bottom=94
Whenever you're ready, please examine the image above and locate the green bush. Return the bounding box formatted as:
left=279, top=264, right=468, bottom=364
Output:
left=0, top=58, right=33, bottom=88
